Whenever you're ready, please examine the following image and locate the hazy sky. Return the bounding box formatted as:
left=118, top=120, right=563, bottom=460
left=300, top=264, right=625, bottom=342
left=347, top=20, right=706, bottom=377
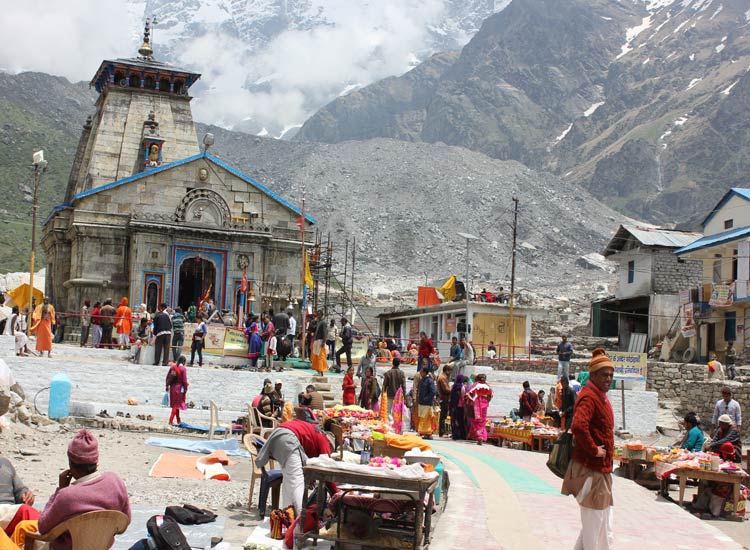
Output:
left=0, top=0, right=486, bottom=134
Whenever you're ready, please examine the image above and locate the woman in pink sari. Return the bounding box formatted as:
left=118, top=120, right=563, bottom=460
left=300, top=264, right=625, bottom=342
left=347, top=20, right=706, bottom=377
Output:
left=166, top=355, right=189, bottom=425
left=467, top=373, right=492, bottom=445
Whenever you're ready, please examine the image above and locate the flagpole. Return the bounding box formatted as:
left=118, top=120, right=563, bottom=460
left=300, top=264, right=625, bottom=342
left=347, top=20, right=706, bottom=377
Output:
left=301, top=196, right=308, bottom=361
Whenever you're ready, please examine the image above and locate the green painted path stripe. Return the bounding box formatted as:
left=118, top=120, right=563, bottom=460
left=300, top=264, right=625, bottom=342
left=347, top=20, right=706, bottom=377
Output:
left=433, top=447, right=481, bottom=488
left=432, top=441, right=560, bottom=496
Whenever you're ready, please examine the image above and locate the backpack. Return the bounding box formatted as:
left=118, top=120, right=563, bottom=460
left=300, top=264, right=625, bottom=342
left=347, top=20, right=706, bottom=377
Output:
left=165, top=504, right=217, bottom=525
left=146, top=515, right=190, bottom=549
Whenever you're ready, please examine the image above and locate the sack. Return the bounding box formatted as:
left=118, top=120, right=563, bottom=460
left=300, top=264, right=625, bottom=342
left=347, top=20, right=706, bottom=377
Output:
left=165, top=504, right=217, bottom=525
left=546, top=431, right=574, bottom=479
left=162, top=392, right=169, bottom=407
left=269, top=506, right=295, bottom=540
left=146, top=515, right=190, bottom=549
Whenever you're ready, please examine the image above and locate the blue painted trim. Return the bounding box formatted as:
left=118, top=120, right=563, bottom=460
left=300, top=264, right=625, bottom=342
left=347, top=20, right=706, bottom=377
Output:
left=70, top=152, right=316, bottom=224
left=702, top=188, right=750, bottom=228
left=675, top=225, right=750, bottom=255
left=45, top=203, right=72, bottom=225
left=205, top=153, right=316, bottom=224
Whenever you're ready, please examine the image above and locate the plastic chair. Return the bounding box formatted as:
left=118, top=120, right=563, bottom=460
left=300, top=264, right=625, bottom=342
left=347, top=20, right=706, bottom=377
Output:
left=209, top=400, right=231, bottom=439
left=24, top=510, right=129, bottom=550
left=255, top=408, right=278, bottom=439
left=244, top=434, right=282, bottom=516
left=246, top=404, right=262, bottom=436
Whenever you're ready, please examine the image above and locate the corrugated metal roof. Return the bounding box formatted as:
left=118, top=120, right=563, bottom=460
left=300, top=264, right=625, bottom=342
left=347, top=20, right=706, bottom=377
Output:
left=675, top=225, right=750, bottom=255
left=603, top=224, right=702, bottom=256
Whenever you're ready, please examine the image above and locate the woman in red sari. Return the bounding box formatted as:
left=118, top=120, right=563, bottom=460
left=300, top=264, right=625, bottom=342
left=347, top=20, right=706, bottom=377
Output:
left=166, top=355, right=189, bottom=425
left=467, top=373, right=493, bottom=445
left=342, top=366, right=356, bottom=405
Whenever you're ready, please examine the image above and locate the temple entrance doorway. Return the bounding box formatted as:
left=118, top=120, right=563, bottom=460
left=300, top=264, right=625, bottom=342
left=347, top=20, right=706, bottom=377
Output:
left=178, top=257, right=216, bottom=313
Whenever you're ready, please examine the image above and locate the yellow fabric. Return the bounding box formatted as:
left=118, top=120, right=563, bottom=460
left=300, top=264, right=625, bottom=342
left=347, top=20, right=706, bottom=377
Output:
left=11, top=520, right=37, bottom=547
left=383, top=433, right=432, bottom=451
left=417, top=405, right=435, bottom=435
left=0, top=528, right=19, bottom=550
left=311, top=342, right=328, bottom=374
left=282, top=402, right=295, bottom=423
left=438, top=275, right=457, bottom=303
left=304, top=252, right=314, bottom=289
left=6, top=284, right=43, bottom=311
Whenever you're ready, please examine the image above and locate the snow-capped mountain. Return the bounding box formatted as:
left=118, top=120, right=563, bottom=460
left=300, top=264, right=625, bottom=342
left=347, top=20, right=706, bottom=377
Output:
left=125, top=0, right=507, bottom=136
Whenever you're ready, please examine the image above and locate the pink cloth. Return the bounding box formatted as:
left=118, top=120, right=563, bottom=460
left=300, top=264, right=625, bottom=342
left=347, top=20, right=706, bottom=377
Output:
left=167, top=363, right=189, bottom=411
left=470, top=397, right=490, bottom=442
left=38, top=472, right=131, bottom=550
left=67, top=430, right=98, bottom=464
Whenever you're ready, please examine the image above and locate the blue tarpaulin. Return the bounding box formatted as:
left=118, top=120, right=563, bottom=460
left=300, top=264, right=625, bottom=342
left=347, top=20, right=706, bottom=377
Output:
left=145, top=436, right=250, bottom=457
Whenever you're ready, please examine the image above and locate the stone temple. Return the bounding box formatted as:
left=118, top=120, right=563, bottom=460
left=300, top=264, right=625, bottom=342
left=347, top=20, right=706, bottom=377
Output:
left=42, top=25, right=314, bottom=317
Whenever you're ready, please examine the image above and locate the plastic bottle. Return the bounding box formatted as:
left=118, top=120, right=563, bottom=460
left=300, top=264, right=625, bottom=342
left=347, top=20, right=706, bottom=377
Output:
left=434, top=461, right=445, bottom=504
left=49, top=373, right=72, bottom=419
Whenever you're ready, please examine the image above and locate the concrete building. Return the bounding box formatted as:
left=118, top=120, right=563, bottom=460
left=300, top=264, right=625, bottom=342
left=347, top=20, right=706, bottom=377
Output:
left=42, top=26, right=314, bottom=317
left=676, top=188, right=750, bottom=361
left=378, top=300, right=546, bottom=359
left=591, top=224, right=702, bottom=350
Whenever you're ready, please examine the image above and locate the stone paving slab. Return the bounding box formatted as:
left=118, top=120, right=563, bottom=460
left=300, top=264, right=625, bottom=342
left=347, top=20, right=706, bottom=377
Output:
left=432, top=440, right=745, bottom=550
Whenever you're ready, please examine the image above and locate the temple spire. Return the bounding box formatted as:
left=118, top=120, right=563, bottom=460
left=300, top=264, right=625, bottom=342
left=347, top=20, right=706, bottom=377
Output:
left=138, top=17, right=156, bottom=59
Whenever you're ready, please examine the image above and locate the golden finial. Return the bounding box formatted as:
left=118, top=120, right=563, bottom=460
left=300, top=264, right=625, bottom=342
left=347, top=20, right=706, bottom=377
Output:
left=138, top=18, right=154, bottom=58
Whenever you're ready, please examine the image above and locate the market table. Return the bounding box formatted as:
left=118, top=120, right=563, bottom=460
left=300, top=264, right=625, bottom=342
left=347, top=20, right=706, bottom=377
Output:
left=657, top=464, right=749, bottom=521
left=531, top=432, right=559, bottom=452
left=615, top=456, right=653, bottom=481
left=300, top=461, right=439, bottom=550
left=490, top=426, right=533, bottom=449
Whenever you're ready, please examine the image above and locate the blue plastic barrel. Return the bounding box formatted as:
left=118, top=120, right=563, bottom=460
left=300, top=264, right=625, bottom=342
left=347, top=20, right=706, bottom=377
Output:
left=434, top=461, right=445, bottom=504
left=49, top=373, right=72, bottom=419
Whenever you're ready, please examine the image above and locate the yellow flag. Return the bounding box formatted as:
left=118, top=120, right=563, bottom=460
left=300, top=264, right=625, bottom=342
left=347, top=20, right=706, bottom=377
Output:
left=439, top=275, right=456, bottom=302
left=304, top=252, right=314, bottom=289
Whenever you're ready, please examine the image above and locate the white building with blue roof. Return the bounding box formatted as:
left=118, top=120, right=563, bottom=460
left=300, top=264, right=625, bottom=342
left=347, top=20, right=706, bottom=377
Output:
left=42, top=25, right=314, bottom=319
left=675, top=188, right=750, bottom=361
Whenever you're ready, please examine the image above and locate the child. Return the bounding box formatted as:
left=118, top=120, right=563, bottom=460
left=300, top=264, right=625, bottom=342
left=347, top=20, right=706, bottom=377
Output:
left=267, top=333, right=277, bottom=372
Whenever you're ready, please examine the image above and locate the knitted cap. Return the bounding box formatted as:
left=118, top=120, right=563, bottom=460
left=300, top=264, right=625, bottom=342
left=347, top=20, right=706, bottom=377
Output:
left=68, top=429, right=99, bottom=465
left=589, top=348, right=614, bottom=374
left=718, top=414, right=733, bottom=425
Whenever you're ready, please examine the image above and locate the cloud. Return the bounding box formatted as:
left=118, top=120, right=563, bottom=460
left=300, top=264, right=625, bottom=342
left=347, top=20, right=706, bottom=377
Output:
left=0, top=0, right=140, bottom=81
left=184, top=0, right=447, bottom=133
left=0, top=0, right=454, bottom=133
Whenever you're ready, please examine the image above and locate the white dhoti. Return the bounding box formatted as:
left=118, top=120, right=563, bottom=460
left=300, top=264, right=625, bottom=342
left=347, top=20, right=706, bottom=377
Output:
left=281, top=448, right=306, bottom=516
left=562, top=461, right=614, bottom=550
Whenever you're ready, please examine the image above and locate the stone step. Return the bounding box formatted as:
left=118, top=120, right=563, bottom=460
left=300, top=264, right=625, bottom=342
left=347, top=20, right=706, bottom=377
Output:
left=314, top=383, right=332, bottom=392
left=311, top=376, right=328, bottom=384
left=321, top=392, right=335, bottom=401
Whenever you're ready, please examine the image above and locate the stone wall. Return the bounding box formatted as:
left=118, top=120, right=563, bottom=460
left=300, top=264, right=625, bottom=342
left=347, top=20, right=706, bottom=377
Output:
left=647, top=361, right=749, bottom=432
left=651, top=250, right=702, bottom=295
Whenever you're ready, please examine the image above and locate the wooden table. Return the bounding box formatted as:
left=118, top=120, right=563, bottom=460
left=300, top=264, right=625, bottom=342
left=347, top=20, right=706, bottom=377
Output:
left=531, top=433, right=559, bottom=452
left=663, top=466, right=748, bottom=521
left=299, top=463, right=439, bottom=550
left=616, top=456, right=653, bottom=481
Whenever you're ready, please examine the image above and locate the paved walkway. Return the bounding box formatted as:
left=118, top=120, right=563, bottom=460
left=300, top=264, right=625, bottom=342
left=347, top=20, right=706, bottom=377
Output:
left=431, top=440, right=744, bottom=550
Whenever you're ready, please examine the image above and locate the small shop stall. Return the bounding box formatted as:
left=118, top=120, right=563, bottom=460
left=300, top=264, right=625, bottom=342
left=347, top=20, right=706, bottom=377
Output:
left=488, top=417, right=560, bottom=452
left=653, top=449, right=749, bottom=520
left=613, top=441, right=666, bottom=482
left=299, top=455, right=440, bottom=550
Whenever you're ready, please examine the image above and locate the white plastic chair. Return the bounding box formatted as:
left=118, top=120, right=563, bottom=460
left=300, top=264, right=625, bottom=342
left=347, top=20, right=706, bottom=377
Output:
left=209, top=400, right=231, bottom=439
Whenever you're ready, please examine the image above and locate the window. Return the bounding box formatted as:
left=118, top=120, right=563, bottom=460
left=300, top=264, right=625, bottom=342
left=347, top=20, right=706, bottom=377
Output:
left=725, top=219, right=734, bottom=230
left=713, top=257, right=722, bottom=283
left=725, top=311, right=737, bottom=342
left=627, top=260, right=635, bottom=284
left=159, top=77, right=170, bottom=91
left=733, top=250, right=738, bottom=281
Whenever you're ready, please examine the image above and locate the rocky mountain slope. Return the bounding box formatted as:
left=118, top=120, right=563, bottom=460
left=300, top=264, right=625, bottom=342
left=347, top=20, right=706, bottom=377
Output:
left=0, top=70, right=620, bottom=296
left=295, top=0, right=750, bottom=226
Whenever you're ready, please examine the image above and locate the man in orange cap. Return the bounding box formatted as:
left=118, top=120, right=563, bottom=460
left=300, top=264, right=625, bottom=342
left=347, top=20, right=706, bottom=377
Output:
left=562, top=348, right=615, bottom=549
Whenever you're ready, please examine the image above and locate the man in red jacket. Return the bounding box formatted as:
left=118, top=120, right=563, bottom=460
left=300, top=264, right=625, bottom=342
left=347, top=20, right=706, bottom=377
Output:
left=255, top=419, right=332, bottom=515
left=417, top=331, right=435, bottom=373
left=562, top=348, right=615, bottom=550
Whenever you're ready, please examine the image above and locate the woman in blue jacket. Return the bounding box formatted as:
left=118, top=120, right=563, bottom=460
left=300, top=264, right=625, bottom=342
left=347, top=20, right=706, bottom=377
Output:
left=680, top=412, right=705, bottom=452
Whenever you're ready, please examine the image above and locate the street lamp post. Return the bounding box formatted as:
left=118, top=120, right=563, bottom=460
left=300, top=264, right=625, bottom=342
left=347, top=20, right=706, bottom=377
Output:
left=28, top=150, right=47, bottom=334
left=457, top=232, right=478, bottom=338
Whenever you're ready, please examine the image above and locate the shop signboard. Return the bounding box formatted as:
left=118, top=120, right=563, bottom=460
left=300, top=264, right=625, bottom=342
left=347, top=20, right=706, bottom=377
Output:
left=182, top=322, right=226, bottom=355
left=409, top=318, right=420, bottom=338
left=224, top=327, right=248, bottom=357
left=681, top=303, right=696, bottom=338
left=609, top=351, right=647, bottom=381
left=709, top=283, right=734, bottom=307
left=679, top=289, right=690, bottom=305
left=445, top=317, right=456, bottom=333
